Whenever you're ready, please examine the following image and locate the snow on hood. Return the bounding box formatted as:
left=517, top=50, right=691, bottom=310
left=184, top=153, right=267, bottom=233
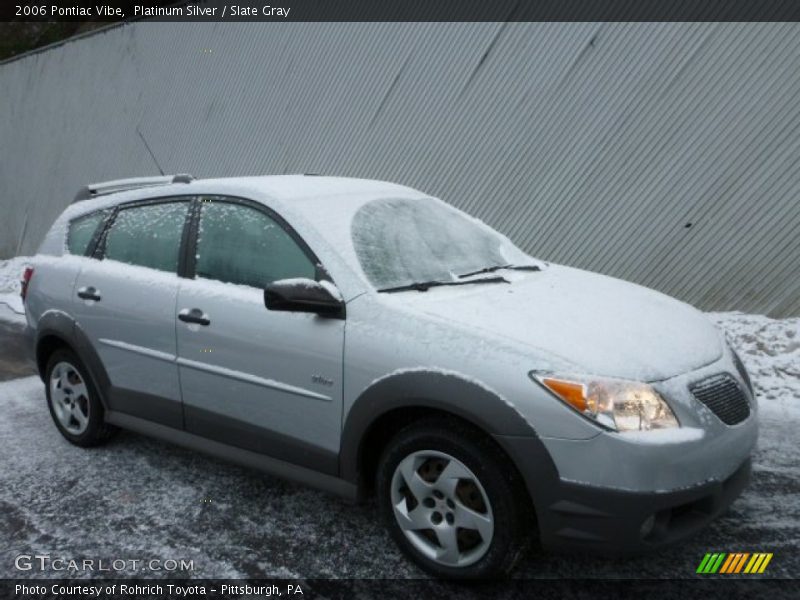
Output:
left=387, top=265, right=723, bottom=382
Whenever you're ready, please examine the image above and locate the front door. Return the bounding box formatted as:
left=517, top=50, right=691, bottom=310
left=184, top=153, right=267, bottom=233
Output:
left=175, top=197, right=345, bottom=474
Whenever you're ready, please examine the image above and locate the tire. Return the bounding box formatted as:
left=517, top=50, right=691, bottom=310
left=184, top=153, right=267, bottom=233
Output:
left=45, top=349, right=118, bottom=447
left=376, top=418, right=530, bottom=579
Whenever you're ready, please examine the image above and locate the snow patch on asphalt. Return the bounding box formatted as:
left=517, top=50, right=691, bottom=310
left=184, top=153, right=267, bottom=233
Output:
left=709, top=311, right=800, bottom=419
left=0, top=256, right=29, bottom=322
left=0, top=256, right=29, bottom=297
left=0, top=300, right=26, bottom=324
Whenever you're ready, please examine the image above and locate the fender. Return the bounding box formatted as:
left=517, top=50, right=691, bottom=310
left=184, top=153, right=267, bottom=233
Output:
left=338, top=369, right=560, bottom=496
left=35, top=310, right=112, bottom=410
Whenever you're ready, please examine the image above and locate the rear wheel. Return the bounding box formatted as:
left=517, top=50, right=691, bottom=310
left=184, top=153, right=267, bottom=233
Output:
left=45, top=349, right=117, bottom=447
left=376, top=419, right=529, bottom=578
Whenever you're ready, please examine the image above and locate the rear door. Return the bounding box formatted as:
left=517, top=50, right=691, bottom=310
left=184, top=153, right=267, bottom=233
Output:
left=175, top=196, right=345, bottom=473
left=71, top=198, right=192, bottom=428
left=26, top=210, right=109, bottom=335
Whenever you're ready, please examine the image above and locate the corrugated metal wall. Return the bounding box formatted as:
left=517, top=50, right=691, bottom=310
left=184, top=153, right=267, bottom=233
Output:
left=1, top=22, right=798, bottom=316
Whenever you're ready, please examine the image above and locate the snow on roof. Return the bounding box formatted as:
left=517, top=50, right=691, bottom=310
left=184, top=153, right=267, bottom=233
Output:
left=214, top=174, right=424, bottom=202
left=67, top=173, right=430, bottom=234
left=56, top=174, right=433, bottom=298
left=193, top=175, right=430, bottom=222
left=66, top=174, right=426, bottom=217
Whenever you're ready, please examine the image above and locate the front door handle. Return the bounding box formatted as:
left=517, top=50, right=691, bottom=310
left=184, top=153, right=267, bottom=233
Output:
left=77, top=286, right=101, bottom=301
left=178, top=308, right=211, bottom=326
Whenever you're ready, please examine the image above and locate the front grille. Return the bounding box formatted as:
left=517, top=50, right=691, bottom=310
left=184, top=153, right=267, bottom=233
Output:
left=690, top=373, right=750, bottom=425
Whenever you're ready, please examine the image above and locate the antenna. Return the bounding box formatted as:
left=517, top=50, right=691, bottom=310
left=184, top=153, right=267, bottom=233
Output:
left=136, top=125, right=165, bottom=176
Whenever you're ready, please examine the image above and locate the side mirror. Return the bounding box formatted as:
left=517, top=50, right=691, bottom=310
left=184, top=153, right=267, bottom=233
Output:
left=264, top=278, right=344, bottom=318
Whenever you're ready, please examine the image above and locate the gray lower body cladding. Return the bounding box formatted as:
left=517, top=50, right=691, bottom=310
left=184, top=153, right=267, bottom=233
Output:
left=497, top=432, right=751, bottom=554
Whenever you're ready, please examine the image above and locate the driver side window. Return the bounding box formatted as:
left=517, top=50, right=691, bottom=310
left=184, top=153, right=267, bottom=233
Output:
left=195, top=199, right=317, bottom=289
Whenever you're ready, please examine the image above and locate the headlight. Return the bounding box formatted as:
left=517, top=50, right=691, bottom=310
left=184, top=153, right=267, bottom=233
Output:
left=530, top=373, right=679, bottom=432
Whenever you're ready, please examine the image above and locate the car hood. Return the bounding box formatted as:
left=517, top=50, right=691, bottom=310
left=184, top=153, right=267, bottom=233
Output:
left=392, top=264, right=723, bottom=382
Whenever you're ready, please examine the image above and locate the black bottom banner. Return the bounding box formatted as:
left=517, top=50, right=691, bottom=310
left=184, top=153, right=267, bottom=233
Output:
left=2, top=578, right=798, bottom=600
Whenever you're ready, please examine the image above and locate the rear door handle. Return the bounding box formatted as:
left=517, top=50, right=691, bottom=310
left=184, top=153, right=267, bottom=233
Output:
left=178, top=308, right=211, bottom=326
left=77, top=286, right=101, bottom=301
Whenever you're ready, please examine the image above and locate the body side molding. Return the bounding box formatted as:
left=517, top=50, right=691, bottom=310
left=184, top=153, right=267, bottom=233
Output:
left=177, top=357, right=332, bottom=402
left=98, top=338, right=176, bottom=363
left=106, top=411, right=358, bottom=501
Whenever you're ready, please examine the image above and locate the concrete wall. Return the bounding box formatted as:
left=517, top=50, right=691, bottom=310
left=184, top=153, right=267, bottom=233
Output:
left=1, top=22, right=798, bottom=316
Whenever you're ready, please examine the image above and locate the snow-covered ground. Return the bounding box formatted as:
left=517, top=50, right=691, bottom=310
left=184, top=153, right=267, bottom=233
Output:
left=0, top=255, right=797, bottom=579
left=0, top=256, right=28, bottom=324
left=708, top=312, right=799, bottom=420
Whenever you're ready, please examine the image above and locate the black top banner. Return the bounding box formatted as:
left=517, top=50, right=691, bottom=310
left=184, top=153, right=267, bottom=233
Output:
left=4, top=0, right=800, bottom=22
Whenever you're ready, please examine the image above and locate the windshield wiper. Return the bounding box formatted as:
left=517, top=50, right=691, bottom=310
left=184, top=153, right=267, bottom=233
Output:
left=457, top=264, right=541, bottom=279
left=378, top=276, right=509, bottom=293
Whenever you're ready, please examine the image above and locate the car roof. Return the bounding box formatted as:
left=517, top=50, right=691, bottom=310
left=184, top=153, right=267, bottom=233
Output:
left=47, top=174, right=526, bottom=300
left=53, top=175, right=434, bottom=297
left=64, top=174, right=428, bottom=221
left=214, top=174, right=423, bottom=202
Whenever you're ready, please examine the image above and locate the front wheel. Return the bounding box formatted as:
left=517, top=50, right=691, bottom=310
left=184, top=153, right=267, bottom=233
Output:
left=376, top=420, right=530, bottom=579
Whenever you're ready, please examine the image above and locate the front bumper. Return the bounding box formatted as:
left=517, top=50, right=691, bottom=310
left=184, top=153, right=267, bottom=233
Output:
left=496, top=427, right=752, bottom=553
left=495, top=429, right=752, bottom=555
left=496, top=346, right=759, bottom=552
left=538, top=458, right=751, bottom=553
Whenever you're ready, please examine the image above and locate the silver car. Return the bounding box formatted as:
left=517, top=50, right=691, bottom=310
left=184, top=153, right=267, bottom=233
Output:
left=22, top=174, right=757, bottom=578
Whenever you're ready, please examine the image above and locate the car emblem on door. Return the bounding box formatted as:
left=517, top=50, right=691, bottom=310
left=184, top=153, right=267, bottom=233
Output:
left=311, top=374, right=334, bottom=387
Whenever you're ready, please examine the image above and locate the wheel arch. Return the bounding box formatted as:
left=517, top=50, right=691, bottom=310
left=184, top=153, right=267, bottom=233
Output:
left=339, top=370, right=559, bottom=507
left=36, top=334, right=70, bottom=380
left=35, top=311, right=111, bottom=409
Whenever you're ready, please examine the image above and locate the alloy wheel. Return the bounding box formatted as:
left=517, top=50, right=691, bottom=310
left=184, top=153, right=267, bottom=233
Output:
left=390, top=449, right=494, bottom=567
left=50, top=361, right=90, bottom=435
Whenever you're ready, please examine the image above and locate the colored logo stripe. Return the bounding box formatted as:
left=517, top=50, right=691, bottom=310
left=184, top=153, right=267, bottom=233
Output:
left=697, top=552, right=772, bottom=574
left=759, top=554, right=774, bottom=573
left=733, top=553, right=750, bottom=573
left=696, top=553, right=713, bottom=573
left=719, top=553, right=747, bottom=573
left=719, top=553, right=736, bottom=573
left=697, top=553, right=727, bottom=573
left=744, top=553, right=774, bottom=574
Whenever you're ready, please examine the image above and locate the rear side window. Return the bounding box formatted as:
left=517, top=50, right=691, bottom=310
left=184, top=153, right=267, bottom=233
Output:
left=67, top=212, right=105, bottom=255
left=104, top=201, right=188, bottom=273
left=195, top=200, right=316, bottom=288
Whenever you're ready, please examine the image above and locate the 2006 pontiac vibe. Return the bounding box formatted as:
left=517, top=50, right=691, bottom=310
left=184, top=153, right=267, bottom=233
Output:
left=22, top=174, right=756, bottom=578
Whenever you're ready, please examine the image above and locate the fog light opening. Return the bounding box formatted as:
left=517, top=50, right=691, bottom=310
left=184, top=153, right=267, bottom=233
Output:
left=640, top=514, right=656, bottom=539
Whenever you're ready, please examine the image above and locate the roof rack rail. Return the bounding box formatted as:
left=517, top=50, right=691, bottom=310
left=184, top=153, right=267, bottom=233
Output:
left=72, top=174, right=194, bottom=203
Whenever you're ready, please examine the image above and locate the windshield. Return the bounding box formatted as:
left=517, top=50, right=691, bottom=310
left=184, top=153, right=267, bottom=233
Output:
left=351, top=197, right=534, bottom=290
